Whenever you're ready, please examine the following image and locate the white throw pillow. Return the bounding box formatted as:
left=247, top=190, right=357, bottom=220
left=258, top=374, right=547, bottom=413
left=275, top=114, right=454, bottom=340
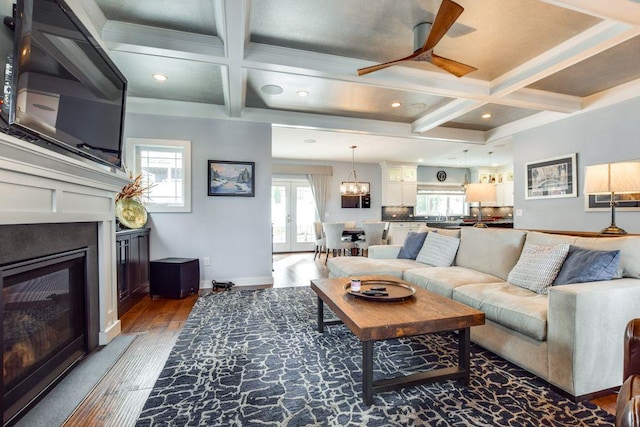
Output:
left=416, top=232, right=460, bottom=267
left=507, top=243, right=570, bottom=294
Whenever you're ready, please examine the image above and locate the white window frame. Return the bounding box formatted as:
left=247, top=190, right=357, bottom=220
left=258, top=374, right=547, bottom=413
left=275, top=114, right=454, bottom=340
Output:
left=126, top=137, right=191, bottom=213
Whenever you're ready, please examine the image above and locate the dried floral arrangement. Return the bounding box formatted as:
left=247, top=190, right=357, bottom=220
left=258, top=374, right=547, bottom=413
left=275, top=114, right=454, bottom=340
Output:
left=116, top=172, right=155, bottom=202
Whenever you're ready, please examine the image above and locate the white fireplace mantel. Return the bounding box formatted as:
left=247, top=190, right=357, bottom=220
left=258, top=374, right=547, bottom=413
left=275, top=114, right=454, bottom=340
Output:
left=0, top=132, right=131, bottom=345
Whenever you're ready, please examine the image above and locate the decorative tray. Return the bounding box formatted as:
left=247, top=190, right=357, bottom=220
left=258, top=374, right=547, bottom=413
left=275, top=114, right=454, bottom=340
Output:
left=345, top=279, right=416, bottom=302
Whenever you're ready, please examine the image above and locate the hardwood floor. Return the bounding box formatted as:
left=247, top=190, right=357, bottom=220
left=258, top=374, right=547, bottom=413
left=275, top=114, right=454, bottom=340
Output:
left=63, top=252, right=616, bottom=426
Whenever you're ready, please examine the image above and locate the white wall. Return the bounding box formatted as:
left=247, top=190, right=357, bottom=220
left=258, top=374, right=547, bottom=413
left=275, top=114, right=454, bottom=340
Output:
left=124, top=113, right=273, bottom=286
left=513, top=96, right=640, bottom=233
left=272, top=158, right=382, bottom=224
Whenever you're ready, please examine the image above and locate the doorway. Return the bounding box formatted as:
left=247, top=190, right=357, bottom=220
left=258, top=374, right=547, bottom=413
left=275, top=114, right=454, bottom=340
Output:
left=271, top=180, right=316, bottom=252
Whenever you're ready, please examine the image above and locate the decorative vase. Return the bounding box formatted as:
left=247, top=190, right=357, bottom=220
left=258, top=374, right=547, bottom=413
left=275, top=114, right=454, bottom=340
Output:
left=115, top=198, right=148, bottom=229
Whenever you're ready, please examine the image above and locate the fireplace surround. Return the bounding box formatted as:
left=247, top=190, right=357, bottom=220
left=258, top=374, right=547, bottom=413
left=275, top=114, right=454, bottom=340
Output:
left=1, top=223, right=100, bottom=424
left=0, top=133, right=129, bottom=424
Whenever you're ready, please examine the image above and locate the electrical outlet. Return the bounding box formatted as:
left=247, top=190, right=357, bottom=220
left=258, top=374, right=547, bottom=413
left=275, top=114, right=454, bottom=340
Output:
left=204, top=257, right=211, bottom=266
left=515, top=209, right=523, bottom=217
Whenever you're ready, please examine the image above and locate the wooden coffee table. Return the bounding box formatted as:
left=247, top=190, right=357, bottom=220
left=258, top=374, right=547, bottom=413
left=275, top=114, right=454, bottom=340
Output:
left=310, top=275, right=485, bottom=405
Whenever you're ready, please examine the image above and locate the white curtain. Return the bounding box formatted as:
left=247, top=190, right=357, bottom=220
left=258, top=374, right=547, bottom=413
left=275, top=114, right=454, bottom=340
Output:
left=308, top=174, right=331, bottom=221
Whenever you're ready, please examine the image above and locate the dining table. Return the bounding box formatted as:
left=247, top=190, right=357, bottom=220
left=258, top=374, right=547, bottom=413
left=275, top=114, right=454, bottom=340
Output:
left=342, top=228, right=364, bottom=255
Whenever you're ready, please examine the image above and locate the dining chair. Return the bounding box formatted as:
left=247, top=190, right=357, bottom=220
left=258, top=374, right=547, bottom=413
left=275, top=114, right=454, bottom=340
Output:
left=322, top=223, right=355, bottom=265
left=355, top=222, right=386, bottom=256
left=313, top=222, right=326, bottom=261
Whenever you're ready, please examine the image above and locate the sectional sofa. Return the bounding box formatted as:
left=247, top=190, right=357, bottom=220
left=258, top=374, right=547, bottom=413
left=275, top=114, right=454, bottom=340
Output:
left=326, top=226, right=640, bottom=399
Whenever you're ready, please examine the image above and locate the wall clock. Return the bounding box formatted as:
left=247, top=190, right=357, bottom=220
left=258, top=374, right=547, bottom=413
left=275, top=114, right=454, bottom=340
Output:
left=436, top=170, right=447, bottom=182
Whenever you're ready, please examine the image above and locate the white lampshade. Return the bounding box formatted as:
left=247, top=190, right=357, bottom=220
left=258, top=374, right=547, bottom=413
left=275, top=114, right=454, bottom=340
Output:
left=465, top=183, right=497, bottom=203
left=584, top=162, right=640, bottom=195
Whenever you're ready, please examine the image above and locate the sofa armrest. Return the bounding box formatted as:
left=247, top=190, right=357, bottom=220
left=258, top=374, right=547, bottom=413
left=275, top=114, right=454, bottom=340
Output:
left=367, top=245, right=401, bottom=259
left=548, top=279, right=640, bottom=397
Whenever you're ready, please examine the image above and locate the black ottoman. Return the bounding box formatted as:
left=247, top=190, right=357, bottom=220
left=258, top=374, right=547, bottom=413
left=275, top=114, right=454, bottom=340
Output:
left=150, top=257, right=200, bottom=299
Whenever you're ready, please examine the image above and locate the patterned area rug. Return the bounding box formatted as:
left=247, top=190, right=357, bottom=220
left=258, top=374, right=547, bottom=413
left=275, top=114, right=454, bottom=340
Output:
left=136, top=287, right=615, bottom=426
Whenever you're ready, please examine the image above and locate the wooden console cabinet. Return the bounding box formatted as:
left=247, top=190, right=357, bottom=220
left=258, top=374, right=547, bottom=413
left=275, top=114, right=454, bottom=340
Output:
left=116, top=228, right=150, bottom=317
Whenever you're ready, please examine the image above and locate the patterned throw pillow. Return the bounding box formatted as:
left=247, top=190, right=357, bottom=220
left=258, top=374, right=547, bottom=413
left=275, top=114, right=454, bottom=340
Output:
left=508, top=243, right=570, bottom=294
left=397, top=232, right=428, bottom=260
left=553, top=246, right=621, bottom=285
left=416, top=232, right=460, bottom=267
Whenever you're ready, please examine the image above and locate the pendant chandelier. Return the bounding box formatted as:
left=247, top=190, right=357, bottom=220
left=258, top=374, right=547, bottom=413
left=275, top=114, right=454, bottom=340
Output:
left=340, top=145, right=368, bottom=196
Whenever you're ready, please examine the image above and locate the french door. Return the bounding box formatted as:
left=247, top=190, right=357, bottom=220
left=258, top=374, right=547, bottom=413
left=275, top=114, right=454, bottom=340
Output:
left=271, top=180, right=316, bottom=252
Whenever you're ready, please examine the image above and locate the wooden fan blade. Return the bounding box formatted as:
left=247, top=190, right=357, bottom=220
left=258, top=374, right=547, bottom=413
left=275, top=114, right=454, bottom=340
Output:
left=422, top=0, right=464, bottom=53
left=357, top=52, right=419, bottom=76
left=431, top=52, right=477, bottom=77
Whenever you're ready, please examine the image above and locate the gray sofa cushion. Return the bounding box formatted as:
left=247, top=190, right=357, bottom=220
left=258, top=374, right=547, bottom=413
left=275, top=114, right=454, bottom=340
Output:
left=573, top=235, right=640, bottom=279
left=526, top=232, right=640, bottom=279
left=327, top=256, right=425, bottom=279
left=507, top=243, right=570, bottom=294
left=453, top=282, right=549, bottom=341
left=404, top=266, right=502, bottom=298
left=553, top=246, right=620, bottom=285
left=455, top=228, right=527, bottom=280
left=397, top=232, right=427, bottom=259
left=415, top=232, right=460, bottom=267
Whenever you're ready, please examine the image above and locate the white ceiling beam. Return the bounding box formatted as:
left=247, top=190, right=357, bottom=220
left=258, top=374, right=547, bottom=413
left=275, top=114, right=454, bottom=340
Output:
left=411, top=99, right=486, bottom=134
left=540, top=0, right=640, bottom=26
left=499, top=88, right=582, bottom=113
left=68, top=0, right=108, bottom=48
left=491, top=21, right=638, bottom=97
left=102, top=21, right=225, bottom=63
left=125, top=96, right=484, bottom=143
left=216, top=0, right=250, bottom=118
left=244, top=43, right=489, bottom=99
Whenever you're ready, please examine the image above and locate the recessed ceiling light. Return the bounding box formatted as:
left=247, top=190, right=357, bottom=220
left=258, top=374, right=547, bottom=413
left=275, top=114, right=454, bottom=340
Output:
left=304, top=139, right=316, bottom=143
left=481, top=113, right=492, bottom=119
left=417, top=158, right=424, bottom=162
left=391, top=102, right=401, bottom=108
left=152, top=73, right=168, bottom=81
left=297, top=90, right=309, bottom=97
left=261, top=84, right=284, bottom=95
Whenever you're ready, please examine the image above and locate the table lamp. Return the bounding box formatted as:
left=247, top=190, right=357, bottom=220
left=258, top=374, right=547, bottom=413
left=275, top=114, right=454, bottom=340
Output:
left=583, top=161, right=640, bottom=235
left=465, top=183, right=497, bottom=228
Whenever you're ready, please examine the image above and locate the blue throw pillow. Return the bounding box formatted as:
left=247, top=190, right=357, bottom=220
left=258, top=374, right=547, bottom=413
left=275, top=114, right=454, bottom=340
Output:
left=397, top=232, right=428, bottom=260
left=553, top=246, right=621, bottom=285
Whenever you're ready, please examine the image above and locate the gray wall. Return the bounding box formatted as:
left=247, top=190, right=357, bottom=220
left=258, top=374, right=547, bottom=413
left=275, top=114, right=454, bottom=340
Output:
left=124, top=113, right=273, bottom=286
left=513, top=96, right=640, bottom=233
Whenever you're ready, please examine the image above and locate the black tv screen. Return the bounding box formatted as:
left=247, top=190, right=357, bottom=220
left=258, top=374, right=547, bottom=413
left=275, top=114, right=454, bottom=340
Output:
left=0, top=0, right=127, bottom=168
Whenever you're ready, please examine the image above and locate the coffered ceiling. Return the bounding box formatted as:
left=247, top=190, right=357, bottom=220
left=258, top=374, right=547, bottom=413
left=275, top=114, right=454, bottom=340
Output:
left=75, top=0, right=640, bottom=167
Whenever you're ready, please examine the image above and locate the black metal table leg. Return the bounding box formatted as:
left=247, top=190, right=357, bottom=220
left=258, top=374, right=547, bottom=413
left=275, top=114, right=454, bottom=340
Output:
left=317, top=296, right=324, bottom=333
left=458, top=327, right=470, bottom=385
left=362, top=341, right=374, bottom=405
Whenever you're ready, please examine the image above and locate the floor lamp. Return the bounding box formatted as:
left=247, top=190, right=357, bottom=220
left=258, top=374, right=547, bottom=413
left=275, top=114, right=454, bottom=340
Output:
left=583, top=162, right=640, bottom=235
left=465, top=183, right=497, bottom=228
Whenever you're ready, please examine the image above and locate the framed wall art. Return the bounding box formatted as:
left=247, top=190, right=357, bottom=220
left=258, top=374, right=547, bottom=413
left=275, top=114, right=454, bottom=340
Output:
left=208, top=160, right=255, bottom=197
left=585, top=193, right=640, bottom=211
left=525, top=153, right=577, bottom=200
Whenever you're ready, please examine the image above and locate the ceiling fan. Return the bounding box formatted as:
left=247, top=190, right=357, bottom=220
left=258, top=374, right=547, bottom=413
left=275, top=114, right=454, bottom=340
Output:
left=357, top=0, right=477, bottom=78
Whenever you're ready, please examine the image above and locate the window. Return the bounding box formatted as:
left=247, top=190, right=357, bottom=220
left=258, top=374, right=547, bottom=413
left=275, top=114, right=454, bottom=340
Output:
left=126, top=138, right=191, bottom=212
left=415, top=185, right=467, bottom=216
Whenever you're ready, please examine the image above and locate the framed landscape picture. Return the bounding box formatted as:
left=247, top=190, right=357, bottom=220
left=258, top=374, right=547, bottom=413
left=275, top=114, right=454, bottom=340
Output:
left=525, top=153, right=577, bottom=200
left=208, top=160, right=255, bottom=197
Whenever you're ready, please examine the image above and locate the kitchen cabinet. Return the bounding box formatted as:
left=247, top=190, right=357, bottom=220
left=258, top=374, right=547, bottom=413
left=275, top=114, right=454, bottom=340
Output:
left=381, top=163, right=417, bottom=206
left=116, top=228, right=150, bottom=317
left=388, top=222, right=422, bottom=245
left=496, top=181, right=514, bottom=207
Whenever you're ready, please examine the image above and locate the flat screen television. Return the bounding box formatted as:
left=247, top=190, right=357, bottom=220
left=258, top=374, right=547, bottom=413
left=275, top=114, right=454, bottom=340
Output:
left=0, top=0, right=127, bottom=169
